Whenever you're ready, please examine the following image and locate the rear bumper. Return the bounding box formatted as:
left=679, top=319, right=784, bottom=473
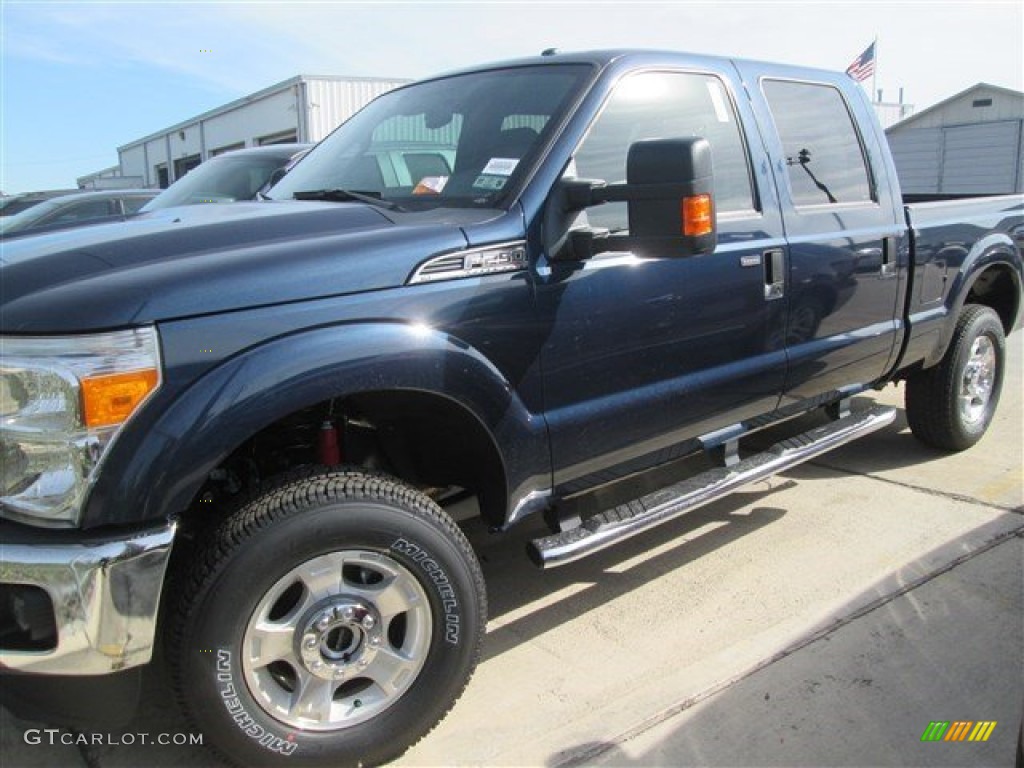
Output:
left=0, top=520, right=175, bottom=675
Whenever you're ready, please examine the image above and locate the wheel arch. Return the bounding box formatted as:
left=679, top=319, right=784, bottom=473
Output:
left=927, top=241, right=1023, bottom=367
left=82, top=322, right=550, bottom=530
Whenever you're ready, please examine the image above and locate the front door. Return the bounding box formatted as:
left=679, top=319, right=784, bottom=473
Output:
left=535, top=68, right=789, bottom=491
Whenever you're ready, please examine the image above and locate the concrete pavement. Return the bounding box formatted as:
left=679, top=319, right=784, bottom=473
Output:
left=573, top=531, right=1022, bottom=767
left=2, top=338, right=1021, bottom=768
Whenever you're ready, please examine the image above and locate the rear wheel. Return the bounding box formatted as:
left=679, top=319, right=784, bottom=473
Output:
left=168, top=469, right=486, bottom=767
left=905, top=305, right=1006, bottom=451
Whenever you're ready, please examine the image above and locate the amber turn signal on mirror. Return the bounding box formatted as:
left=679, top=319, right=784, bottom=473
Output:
left=682, top=194, right=713, bottom=237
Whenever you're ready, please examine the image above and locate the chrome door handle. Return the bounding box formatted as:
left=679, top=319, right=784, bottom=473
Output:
left=763, top=249, right=785, bottom=300
left=880, top=236, right=897, bottom=279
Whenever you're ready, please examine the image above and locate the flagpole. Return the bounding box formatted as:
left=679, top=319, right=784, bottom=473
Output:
left=871, top=36, right=879, bottom=103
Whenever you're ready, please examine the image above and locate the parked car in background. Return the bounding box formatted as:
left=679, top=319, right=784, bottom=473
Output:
left=142, top=144, right=313, bottom=211
left=0, top=189, right=82, bottom=217
left=0, top=189, right=156, bottom=237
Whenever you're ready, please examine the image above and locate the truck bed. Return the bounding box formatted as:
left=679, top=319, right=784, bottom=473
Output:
left=898, top=193, right=1024, bottom=373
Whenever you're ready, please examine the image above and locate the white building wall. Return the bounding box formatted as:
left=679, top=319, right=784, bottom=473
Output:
left=304, top=79, right=408, bottom=140
left=76, top=166, right=145, bottom=189
left=119, top=145, right=148, bottom=182
left=204, top=87, right=300, bottom=150
left=900, top=86, right=1024, bottom=130
left=120, top=140, right=173, bottom=187
left=169, top=125, right=203, bottom=160
left=108, top=76, right=409, bottom=188
left=872, top=102, right=915, bottom=130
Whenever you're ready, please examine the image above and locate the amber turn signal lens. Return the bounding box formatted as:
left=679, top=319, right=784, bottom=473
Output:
left=682, top=194, right=713, bottom=237
left=81, top=369, right=159, bottom=428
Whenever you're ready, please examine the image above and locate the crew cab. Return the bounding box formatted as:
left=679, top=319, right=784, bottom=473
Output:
left=1, top=49, right=1021, bottom=768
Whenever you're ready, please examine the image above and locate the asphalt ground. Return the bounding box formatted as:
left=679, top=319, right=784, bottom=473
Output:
left=2, top=336, right=1021, bottom=768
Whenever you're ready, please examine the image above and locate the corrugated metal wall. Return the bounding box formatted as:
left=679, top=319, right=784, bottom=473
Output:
left=112, top=77, right=410, bottom=187
left=888, top=120, right=1023, bottom=194
left=941, top=122, right=1022, bottom=194
left=887, top=127, right=942, bottom=192
left=304, top=79, right=409, bottom=141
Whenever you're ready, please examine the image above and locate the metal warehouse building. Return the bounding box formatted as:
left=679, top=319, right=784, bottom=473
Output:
left=886, top=83, right=1024, bottom=195
left=100, top=75, right=409, bottom=189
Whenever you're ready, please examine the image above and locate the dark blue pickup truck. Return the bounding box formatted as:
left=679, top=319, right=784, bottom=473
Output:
left=2, top=50, right=1021, bottom=767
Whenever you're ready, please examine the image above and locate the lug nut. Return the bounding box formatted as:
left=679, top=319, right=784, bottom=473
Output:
left=316, top=615, right=331, bottom=632
left=343, top=606, right=355, bottom=620
left=303, top=634, right=318, bottom=650
left=370, top=635, right=381, bottom=646
left=362, top=615, right=376, bottom=630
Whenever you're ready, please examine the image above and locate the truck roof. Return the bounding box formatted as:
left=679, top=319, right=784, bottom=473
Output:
left=422, top=48, right=850, bottom=85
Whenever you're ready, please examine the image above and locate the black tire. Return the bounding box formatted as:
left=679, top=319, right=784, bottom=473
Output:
left=167, top=468, right=486, bottom=768
left=905, top=304, right=1006, bottom=451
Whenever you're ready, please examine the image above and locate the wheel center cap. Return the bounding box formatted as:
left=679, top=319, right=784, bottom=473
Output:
left=298, top=598, right=382, bottom=681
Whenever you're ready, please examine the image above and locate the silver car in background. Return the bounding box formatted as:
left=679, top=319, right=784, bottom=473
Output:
left=142, top=144, right=312, bottom=211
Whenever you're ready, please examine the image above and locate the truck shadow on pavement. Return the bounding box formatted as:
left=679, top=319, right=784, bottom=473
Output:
left=545, top=521, right=1023, bottom=768
left=470, top=489, right=790, bottom=661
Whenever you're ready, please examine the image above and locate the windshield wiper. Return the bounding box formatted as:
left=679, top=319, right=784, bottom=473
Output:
left=292, top=188, right=404, bottom=211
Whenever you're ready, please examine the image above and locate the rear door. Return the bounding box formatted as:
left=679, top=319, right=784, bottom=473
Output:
left=737, top=66, right=905, bottom=407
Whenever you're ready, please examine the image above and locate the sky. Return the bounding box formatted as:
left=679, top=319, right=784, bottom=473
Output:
left=1, top=0, right=1022, bottom=194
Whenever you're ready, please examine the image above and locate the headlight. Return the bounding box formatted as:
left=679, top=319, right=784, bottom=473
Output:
left=1, top=328, right=161, bottom=527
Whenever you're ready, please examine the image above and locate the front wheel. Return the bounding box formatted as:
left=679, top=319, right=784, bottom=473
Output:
left=905, top=304, right=1006, bottom=451
left=167, top=469, right=486, bottom=767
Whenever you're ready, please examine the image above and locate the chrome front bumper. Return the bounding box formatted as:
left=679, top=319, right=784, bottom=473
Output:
left=0, top=521, right=176, bottom=675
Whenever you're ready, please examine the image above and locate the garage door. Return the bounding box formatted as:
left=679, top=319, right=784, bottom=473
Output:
left=940, top=120, right=1022, bottom=194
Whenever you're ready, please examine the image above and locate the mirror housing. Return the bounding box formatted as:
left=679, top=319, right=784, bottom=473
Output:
left=626, top=137, right=716, bottom=254
left=553, top=137, right=717, bottom=260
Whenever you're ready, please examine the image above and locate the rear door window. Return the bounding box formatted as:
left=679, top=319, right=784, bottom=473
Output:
left=761, top=80, right=874, bottom=207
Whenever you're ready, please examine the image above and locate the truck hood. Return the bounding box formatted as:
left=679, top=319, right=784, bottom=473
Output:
left=0, top=202, right=471, bottom=333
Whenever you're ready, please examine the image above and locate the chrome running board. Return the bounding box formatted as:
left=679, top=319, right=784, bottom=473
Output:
left=528, top=405, right=897, bottom=569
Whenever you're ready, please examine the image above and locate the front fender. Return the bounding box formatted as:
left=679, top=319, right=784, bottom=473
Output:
left=81, top=322, right=550, bottom=528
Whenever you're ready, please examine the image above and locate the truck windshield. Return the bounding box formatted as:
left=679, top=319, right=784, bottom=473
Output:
left=268, top=64, right=591, bottom=210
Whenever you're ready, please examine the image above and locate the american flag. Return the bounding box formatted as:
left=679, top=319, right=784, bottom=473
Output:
left=845, top=42, right=876, bottom=82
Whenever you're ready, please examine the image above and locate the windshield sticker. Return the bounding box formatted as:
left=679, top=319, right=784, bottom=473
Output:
left=472, top=175, right=508, bottom=191
left=413, top=176, right=449, bottom=195
left=481, top=157, right=519, bottom=176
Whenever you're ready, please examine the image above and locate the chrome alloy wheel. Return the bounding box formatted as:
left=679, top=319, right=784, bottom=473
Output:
left=242, top=550, right=432, bottom=731
left=960, top=335, right=996, bottom=425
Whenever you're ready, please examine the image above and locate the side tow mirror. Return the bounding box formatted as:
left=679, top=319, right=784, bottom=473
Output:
left=550, top=137, right=717, bottom=261
left=625, top=137, right=716, bottom=255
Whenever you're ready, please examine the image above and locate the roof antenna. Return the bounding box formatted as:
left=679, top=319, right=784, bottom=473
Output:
left=541, top=48, right=559, bottom=57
